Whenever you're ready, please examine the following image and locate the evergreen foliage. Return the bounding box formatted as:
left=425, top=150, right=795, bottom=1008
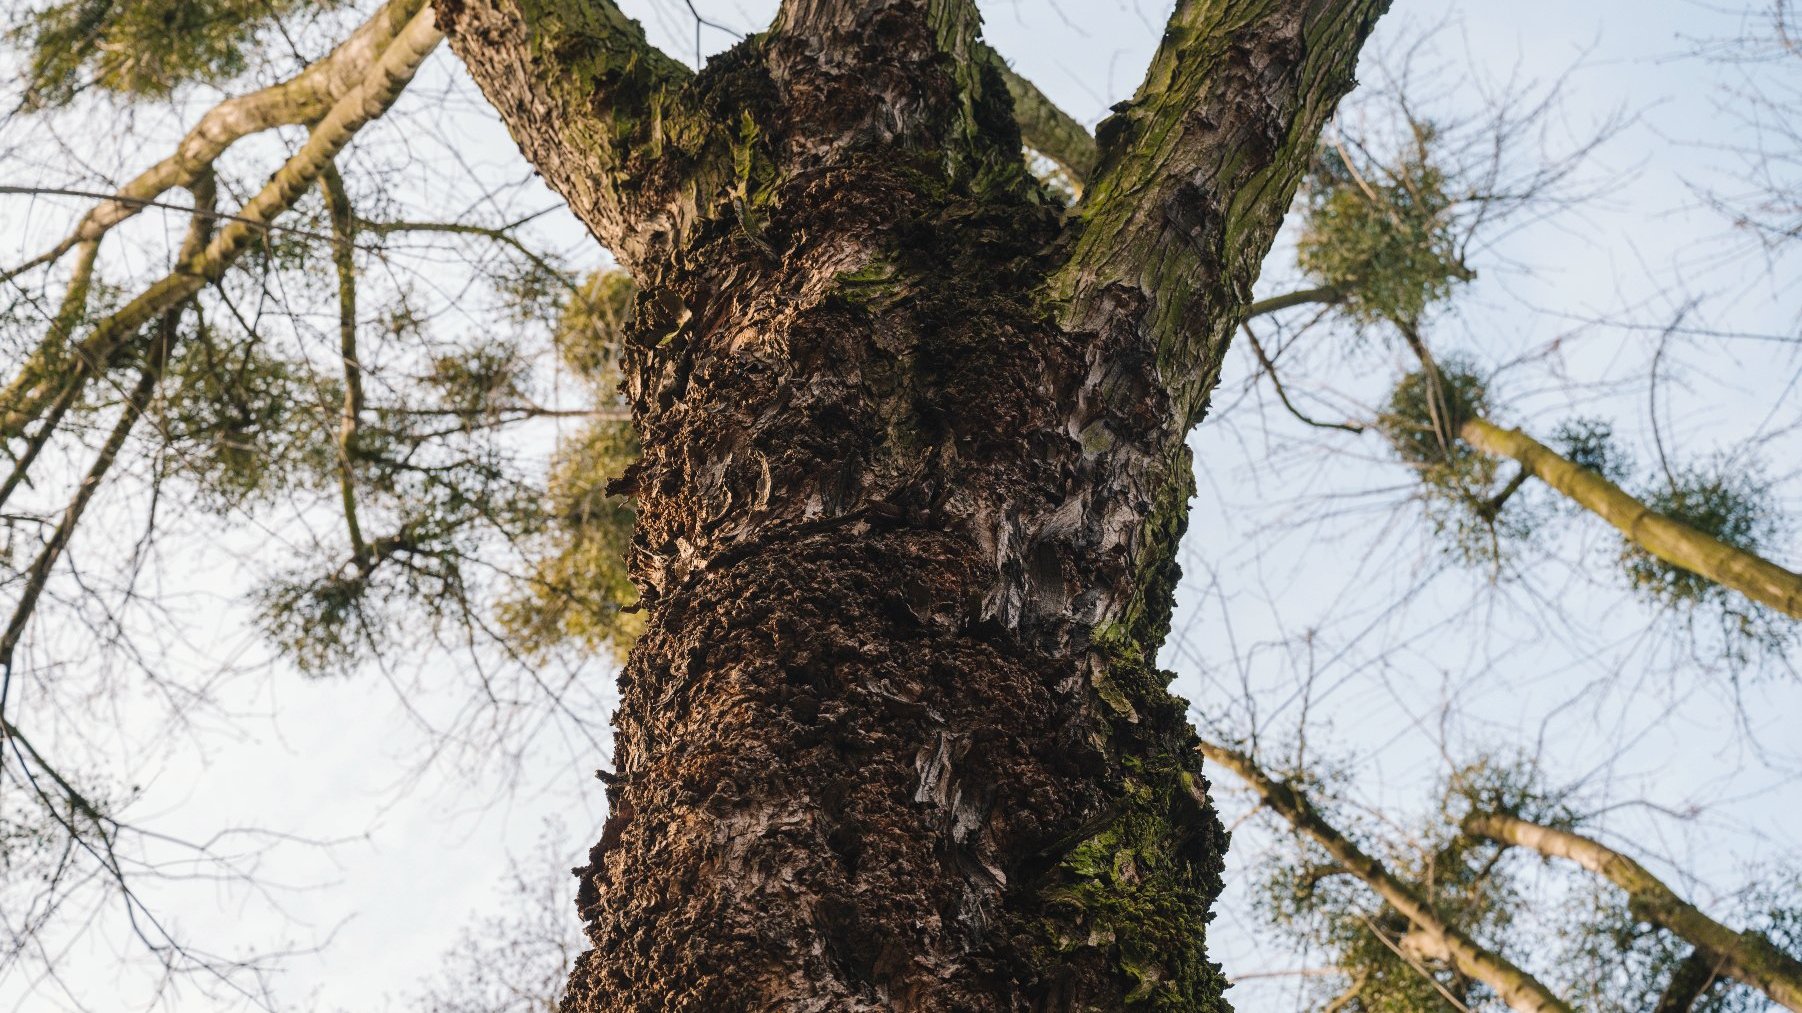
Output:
left=1297, top=140, right=1472, bottom=330
left=9, top=0, right=339, bottom=108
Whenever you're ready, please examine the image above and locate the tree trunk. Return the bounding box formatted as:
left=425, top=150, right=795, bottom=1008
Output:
left=439, top=1, right=1388, bottom=1008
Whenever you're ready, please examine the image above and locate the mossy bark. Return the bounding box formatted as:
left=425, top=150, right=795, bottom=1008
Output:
left=441, top=1, right=1388, bottom=1008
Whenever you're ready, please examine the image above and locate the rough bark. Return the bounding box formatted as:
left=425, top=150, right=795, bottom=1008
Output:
left=442, top=1, right=1388, bottom=1008
left=1202, top=743, right=1573, bottom=1013
left=1459, top=418, right=1802, bottom=620
left=1465, top=812, right=1802, bottom=1013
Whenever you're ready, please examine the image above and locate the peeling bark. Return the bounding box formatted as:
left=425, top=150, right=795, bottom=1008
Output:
left=443, top=1, right=1389, bottom=1008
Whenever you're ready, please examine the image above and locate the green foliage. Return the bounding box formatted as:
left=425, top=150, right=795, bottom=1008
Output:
left=220, top=246, right=646, bottom=675
left=1558, top=871, right=1802, bottom=1013
left=258, top=449, right=535, bottom=676
left=497, top=270, right=641, bottom=665
left=1621, top=459, right=1793, bottom=661
left=8, top=0, right=339, bottom=109
left=257, top=569, right=384, bottom=676
left=1379, top=360, right=1491, bottom=480
left=1378, top=360, right=1536, bottom=567
left=1298, top=142, right=1472, bottom=330
left=1550, top=417, right=1633, bottom=486
left=549, top=268, right=635, bottom=379
left=155, top=316, right=336, bottom=510
left=498, top=418, right=641, bottom=666
left=1256, top=756, right=1537, bottom=1012
left=424, top=340, right=530, bottom=422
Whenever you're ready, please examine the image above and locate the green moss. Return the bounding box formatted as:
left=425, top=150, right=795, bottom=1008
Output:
left=1041, top=751, right=1228, bottom=1010
left=830, top=258, right=908, bottom=311
left=1043, top=473, right=1230, bottom=1009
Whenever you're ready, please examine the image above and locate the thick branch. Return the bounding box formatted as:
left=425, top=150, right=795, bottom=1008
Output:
left=435, top=0, right=696, bottom=267
left=1202, top=742, right=1573, bottom=1013
left=1396, top=318, right=1802, bottom=617
left=1461, top=418, right=1802, bottom=619
left=1044, top=0, right=1390, bottom=654
left=1248, top=284, right=1344, bottom=318
left=1464, top=812, right=1802, bottom=1012
left=1056, top=0, right=1390, bottom=431
left=3, top=0, right=434, bottom=282
left=1653, top=950, right=1726, bottom=1013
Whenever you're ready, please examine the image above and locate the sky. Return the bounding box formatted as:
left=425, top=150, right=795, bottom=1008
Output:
left=2, top=0, right=1800, bottom=1010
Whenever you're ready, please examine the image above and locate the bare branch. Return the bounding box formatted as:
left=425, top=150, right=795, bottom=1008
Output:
left=1465, top=812, right=1802, bottom=1012
left=1, top=0, right=436, bottom=282
left=979, top=45, right=1096, bottom=188
left=0, top=6, right=443, bottom=443
left=1201, top=741, right=1573, bottom=1013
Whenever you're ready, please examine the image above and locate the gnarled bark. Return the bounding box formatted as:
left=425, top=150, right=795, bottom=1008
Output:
left=443, top=0, right=1389, bottom=1007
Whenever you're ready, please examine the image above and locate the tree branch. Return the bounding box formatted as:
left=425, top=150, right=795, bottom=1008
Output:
left=1242, top=322, right=1365, bottom=434
left=1201, top=742, right=1573, bottom=1013
left=0, top=7, right=442, bottom=444
left=1461, top=418, right=1802, bottom=620
left=1, top=0, right=435, bottom=283
left=1652, top=949, right=1726, bottom=1013
left=1248, top=284, right=1344, bottom=319
left=1054, top=0, right=1392, bottom=433
left=0, top=176, right=213, bottom=713
left=435, top=0, right=697, bottom=268
left=320, top=164, right=370, bottom=570
left=1464, top=812, right=1802, bottom=1012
